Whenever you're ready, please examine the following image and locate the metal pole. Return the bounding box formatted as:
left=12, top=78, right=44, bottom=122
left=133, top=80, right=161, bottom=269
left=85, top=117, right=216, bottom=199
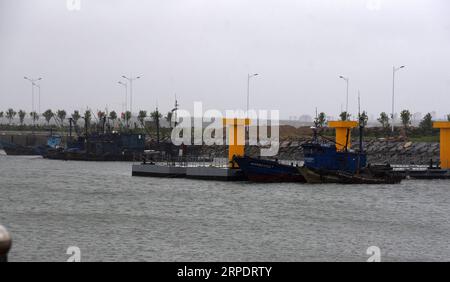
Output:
left=118, top=82, right=127, bottom=112
left=38, top=84, right=41, bottom=114
left=122, top=75, right=141, bottom=117
left=391, top=67, right=394, bottom=133
left=24, top=76, right=42, bottom=115
left=0, top=225, right=12, bottom=263
left=339, top=75, right=349, bottom=114
left=130, top=78, right=133, bottom=115
left=346, top=78, right=349, bottom=113
left=246, top=74, right=250, bottom=115
left=246, top=73, right=258, bottom=115
left=31, top=82, right=34, bottom=113
left=391, top=65, right=405, bottom=133
left=125, top=83, right=128, bottom=113
left=246, top=73, right=258, bottom=137
left=69, top=118, right=73, bottom=138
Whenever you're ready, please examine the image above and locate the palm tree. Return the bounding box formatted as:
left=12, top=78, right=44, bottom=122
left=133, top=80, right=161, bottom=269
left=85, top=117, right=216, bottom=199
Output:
left=377, top=112, right=390, bottom=129
left=314, top=112, right=326, bottom=128
left=97, top=111, right=106, bottom=121
left=18, top=110, right=26, bottom=126
left=43, top=109, right=54, bottom=126
left=400, top=110, right=411, bottom=130
left=84, top=110, right=92, bottom=128
left=138, top=110, right=147, bottom=128
left=150, top=109, right=162, bottom=122
left=56, top=110, right=67, bottom=127
left=419, top=113, right=433, bottom=134
left=71, top=110, right=81, bottom=125
left=340, top=111, right=350, bottom=121
left=123, top=111, right=132, bottom=128
left=151, top=108, right=162, bottom=143
left=165, top=111, right=173, bottom=128
left=358, top=111, right=368, bottom=127
left=109, top=111, right=117, bottom=127
left=6, top=108, right=16, bottom=125
left=30, top=112, right=39, bottom=124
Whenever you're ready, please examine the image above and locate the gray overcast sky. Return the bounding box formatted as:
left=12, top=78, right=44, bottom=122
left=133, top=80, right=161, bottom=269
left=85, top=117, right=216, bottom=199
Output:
left=1, top=0, right=449, bottom=119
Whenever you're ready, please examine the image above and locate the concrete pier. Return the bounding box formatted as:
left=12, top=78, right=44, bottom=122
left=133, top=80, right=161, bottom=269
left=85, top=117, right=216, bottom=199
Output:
left=132, top=164, right=186, bottom=178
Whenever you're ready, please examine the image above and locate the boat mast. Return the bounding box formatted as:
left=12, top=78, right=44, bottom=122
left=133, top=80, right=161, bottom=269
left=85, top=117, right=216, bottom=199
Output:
left=357, top=91, right=364, bottom=174
left=312, top=107, right=319, bottom=143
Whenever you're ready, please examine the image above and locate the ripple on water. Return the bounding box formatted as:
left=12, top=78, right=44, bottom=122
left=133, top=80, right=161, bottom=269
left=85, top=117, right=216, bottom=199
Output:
left=1, top=155, right=450, bottom=261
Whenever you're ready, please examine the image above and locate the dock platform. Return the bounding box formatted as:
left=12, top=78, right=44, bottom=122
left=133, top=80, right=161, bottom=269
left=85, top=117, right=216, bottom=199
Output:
left=132, top=164, right=187, bottom=178
left=132, top=163, right=245, bottom=181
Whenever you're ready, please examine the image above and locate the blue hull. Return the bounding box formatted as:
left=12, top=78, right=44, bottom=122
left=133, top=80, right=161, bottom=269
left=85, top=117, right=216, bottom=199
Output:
left=233, top=156, right=306, bottom=183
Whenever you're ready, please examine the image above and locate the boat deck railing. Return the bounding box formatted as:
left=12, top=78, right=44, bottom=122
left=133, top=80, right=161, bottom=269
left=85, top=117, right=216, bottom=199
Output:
left=138, top=156, right=304, bottom=168
left=391, top=164, right=435, bottom=172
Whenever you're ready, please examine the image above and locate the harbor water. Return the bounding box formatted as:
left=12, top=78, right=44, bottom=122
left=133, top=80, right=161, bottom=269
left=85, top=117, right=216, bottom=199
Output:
left=1, top=154, right=450, bottom=261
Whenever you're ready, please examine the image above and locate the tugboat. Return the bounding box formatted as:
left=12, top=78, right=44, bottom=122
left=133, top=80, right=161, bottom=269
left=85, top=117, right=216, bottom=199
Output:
left=232, top=156, right=306, bottom=183
left=298, top=119, right=402, bottom=184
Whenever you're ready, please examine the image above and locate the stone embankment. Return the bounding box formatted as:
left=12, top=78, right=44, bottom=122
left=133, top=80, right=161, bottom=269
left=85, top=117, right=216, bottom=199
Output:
left=196, top=138, right=440, bottom=166
left=0, top=131, right=441, bottom=166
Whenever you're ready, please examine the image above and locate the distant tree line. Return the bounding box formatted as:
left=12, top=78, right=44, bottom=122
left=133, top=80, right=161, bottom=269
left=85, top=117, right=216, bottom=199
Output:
left=310, top=109, right=449, bottom=139
left=1, top=107, right=449, bottom=139
left=0, top=108, right=177, bottom=140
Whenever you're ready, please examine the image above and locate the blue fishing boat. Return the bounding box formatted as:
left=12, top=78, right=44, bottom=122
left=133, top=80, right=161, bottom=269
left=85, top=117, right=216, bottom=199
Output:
left=298, top=124, right=402, bottom=184
left=302, top=142, right=366, bottom=174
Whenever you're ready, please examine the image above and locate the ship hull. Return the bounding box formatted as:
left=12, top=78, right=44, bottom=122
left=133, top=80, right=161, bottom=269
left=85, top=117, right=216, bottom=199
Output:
left=298, top=166, right=402, bottom=184
left=44, top=150, right=141, bottom=161
left=3, top=146, right=40, bottom=156
left=233, top=156, right=306, bottom=183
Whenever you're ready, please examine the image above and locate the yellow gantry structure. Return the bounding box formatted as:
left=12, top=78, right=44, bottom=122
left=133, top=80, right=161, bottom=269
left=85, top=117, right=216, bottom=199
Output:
left=328, top=121, right=359, bottom=151
left=223, top=118, right=251, bottom=168
left=433, top=121, right=450, bottom=169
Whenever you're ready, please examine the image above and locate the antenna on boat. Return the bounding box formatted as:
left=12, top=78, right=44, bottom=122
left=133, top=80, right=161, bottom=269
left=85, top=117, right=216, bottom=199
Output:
left=172, top=94, right=179, bottom=128
left=312, top=107, right=319, bottom=142
left=358, top=92, right=362, bottom=121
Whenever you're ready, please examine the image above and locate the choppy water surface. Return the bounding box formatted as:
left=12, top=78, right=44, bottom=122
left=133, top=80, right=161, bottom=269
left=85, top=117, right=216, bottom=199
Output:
left=1, top=154, right=450, bottom=262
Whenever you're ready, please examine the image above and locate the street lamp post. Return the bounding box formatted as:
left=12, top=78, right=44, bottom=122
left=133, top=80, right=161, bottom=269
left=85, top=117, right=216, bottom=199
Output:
left=247, top=73, right=259, bottom=115
left=339, top=75, right=349, bottom=114
left=118, top=81, right=128, bottom=113
left=246, top=73, right=258, bottom=138
left=391, top=65, right=405, bottom=133
left=34, top=83, right=41, bottom=114
left=24, top=76, right=42, bottom=113
left=121, top=75, right=142, bottom=116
